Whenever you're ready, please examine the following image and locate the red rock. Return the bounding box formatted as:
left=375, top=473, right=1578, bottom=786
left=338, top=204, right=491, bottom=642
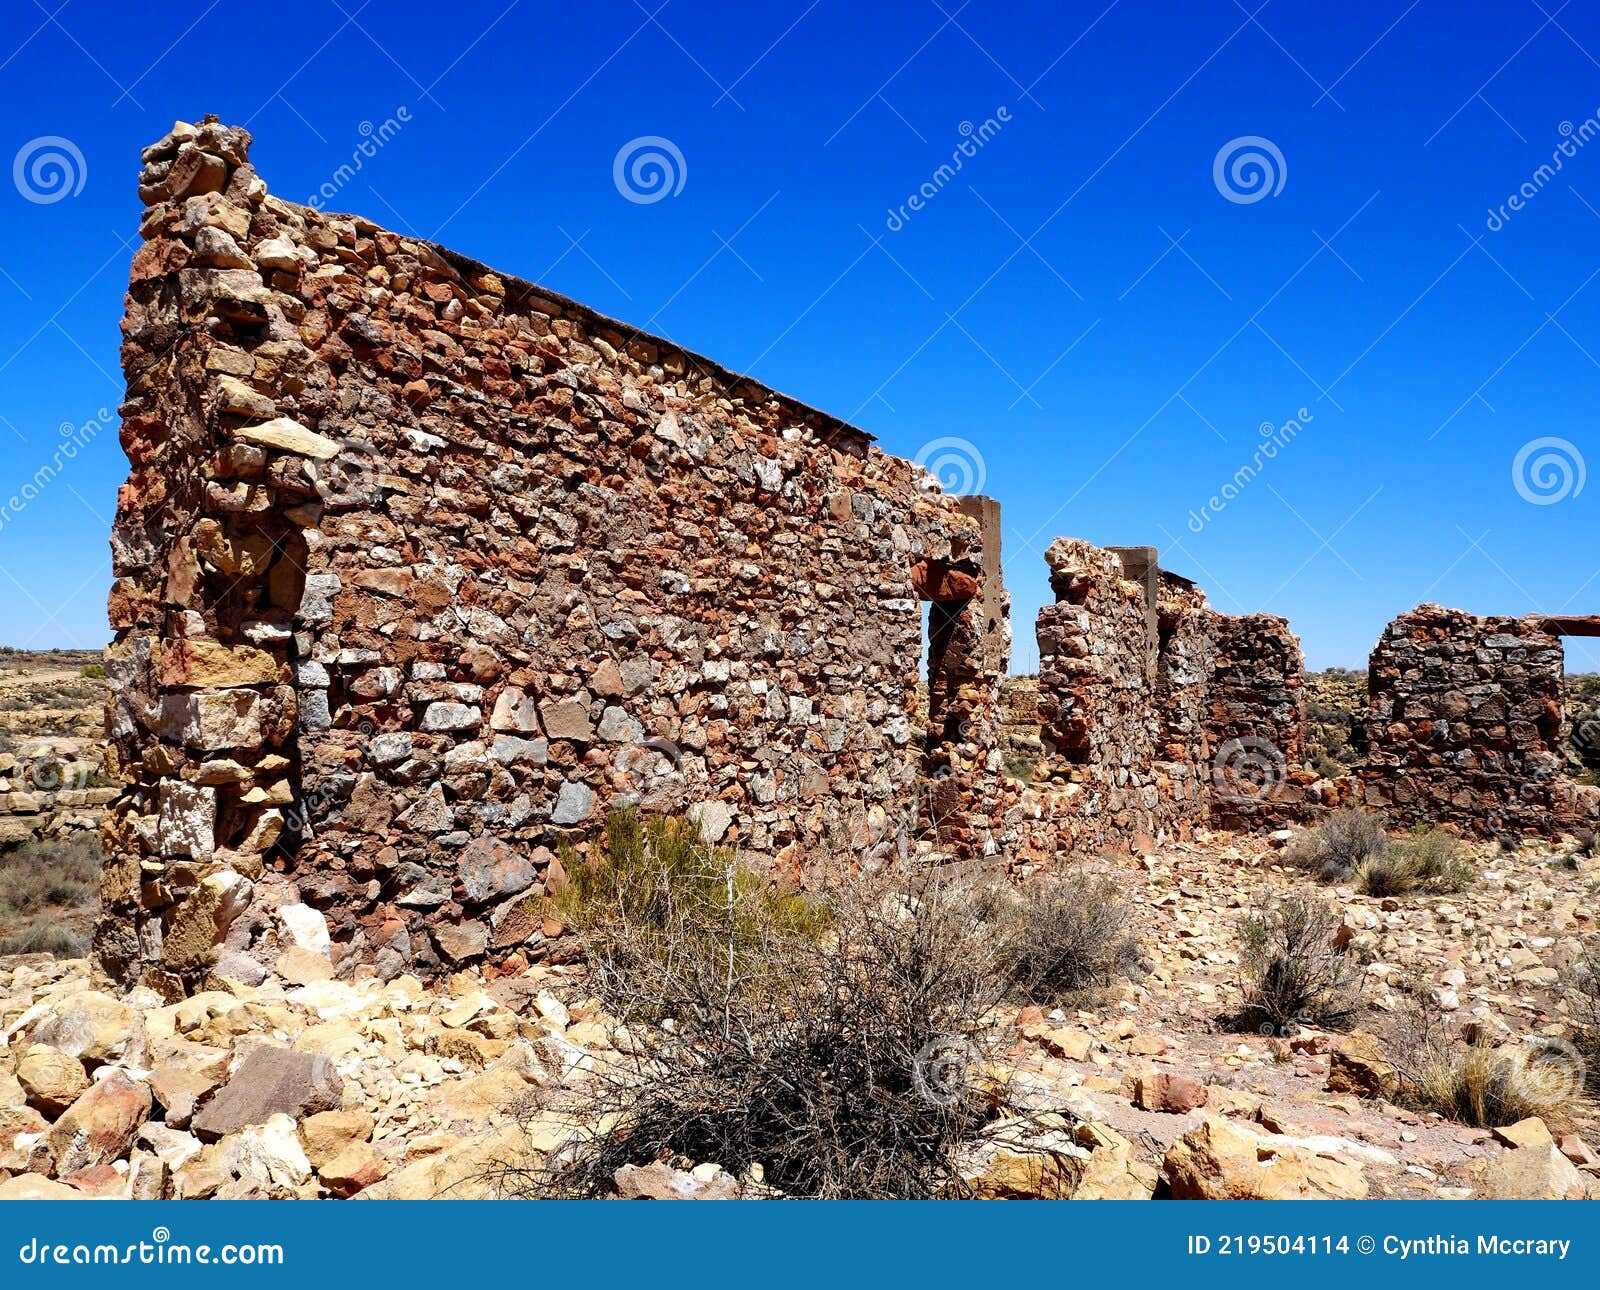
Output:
left=46, top=1072, right=152, bottom=1173
left=1131, top=1071, right=1209, bottom=1114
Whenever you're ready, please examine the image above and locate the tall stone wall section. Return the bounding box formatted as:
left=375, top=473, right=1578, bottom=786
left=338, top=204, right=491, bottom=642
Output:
left=97, top=118, right=1001, bottom=993
left=1032, top=539, right=1166, bottom=851
left=1205, top=613, right=1315, bottom=828
left=1153, top=572, right=1215, bottom=826
left=1362, top=605, right=1599, bottom=838
left=1027, top=539, right=1313, bottom=856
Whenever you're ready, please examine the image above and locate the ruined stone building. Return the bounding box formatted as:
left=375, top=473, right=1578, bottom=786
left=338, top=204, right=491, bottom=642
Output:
left=1362, top=606, right=1600, bottom=836
left=97, top=120, right=1599, bottom=993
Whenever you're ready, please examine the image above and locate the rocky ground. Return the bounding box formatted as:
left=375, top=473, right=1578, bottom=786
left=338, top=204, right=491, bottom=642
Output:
left=2, top=826, right=1596, bottom=1200
left=995, top=827, right=1600, bottom=1199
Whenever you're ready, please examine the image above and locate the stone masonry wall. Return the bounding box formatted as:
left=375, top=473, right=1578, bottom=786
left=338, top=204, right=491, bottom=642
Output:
left=1153, top=571, right=1214, bottom=829
left=1205, top=613, right=1315, bottom=828
left=99, top=121, right=1595, bottom=995
left=1033, top=539, right=1165, bottom=851
left=1362, top=604, right=1599, bottom=838
left=1028, top=539, right=1313, bottom=855
left=97, top=118, right=1000, bottom=993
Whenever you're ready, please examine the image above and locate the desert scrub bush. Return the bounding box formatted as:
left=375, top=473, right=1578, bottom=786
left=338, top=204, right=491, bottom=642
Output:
left=79, top=663, right=105, bottom=679
left=508, top=843, right=1020, bottom=1199
left=1356, top=826, right=1473, bottom=897
left=0, top=833, right=100, bottom=914
left=0, top=923, right=87, bottom=957
left=1234, top=891, right=1360, bottom=1032
left=1386, top=988, right=1583, bottom=1126
left=1563, top=941, right=1600, bottom=1096
left=1001, top=749, right=1039, bottom=784
left=543, top=808, right=824, bottom=991
left=1283, top=808, right=1389, bottom=882
left=993, top=871, right=1142, bottom=1004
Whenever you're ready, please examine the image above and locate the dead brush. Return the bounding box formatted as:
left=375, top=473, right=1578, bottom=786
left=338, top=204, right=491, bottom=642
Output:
left=503, top=812, right=1029, bottom=1199
left=1562, top=940, right=1600, bottom=1097
left=991, top=871, right=1143, bottom=1005
left=0, top=833, right=100, bottom=957
left=1283, top=808, right=1389, bottom=882
left=1356, top=827, right=1474, bottom=897
left=1233, top=890, right=1361, bottom=1033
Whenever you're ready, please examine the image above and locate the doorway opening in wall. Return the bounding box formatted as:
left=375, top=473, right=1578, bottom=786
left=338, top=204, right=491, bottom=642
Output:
left=912, top=569, right=976, bottom=843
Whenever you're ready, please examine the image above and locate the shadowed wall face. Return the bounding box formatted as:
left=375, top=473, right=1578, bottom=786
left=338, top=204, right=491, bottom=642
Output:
left=1362, top=604, right=1599, bottom=838
left=97, top=119, right=1003, bottom=992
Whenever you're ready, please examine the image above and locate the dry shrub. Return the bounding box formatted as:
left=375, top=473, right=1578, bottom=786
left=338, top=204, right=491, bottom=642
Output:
left=543, top=808, right=824, bottom=993
left=1235, top=890, right=1360, bottom=1032
left=994, top=872, right=1142, bottom=1005
left=512, top=813, right=1017, bottom=1199
left=1563, top=941, right=1600, bottom=1095
left=1356, top=827, right=1473, bottom=897
left=1387, top=988, right=1583, bottom=1126
left=1283, top=808, right=1389, bottom=882
left=1285, top=811, right=1473, bottom=897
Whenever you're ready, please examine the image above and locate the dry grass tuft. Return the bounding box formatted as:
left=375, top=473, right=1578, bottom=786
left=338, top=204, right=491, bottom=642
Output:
left=992, top=871, right=1142, bottom=1006
left=1355, top=827, right=1474, bottom=897
left=1284, top=808, right=1389, bottom=882
left=1387, top=987, right=1584, bottom=1127
left=0, top=833, right=99, bottom=957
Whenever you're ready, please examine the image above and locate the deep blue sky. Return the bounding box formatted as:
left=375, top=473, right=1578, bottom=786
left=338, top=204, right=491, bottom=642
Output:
left=2, top=0, right=1599, bottom=670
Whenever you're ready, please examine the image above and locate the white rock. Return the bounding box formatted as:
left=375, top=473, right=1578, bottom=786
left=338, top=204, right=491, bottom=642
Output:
left=279, top=904, right=331, bottom=956
left=224, top=1113, right=312, bottom=1190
